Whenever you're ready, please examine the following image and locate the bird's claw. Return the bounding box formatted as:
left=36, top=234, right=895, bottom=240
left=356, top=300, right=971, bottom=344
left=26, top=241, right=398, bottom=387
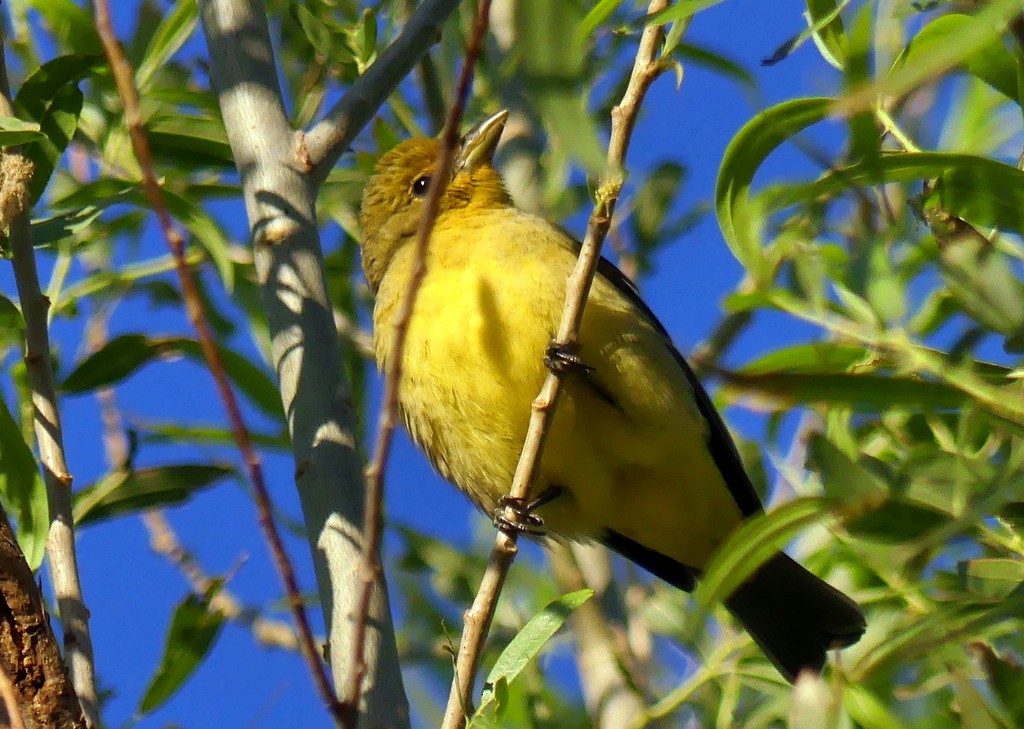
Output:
left=493, top=496, right=547, bottom=536
left=545, top=341, right=593, bottom=374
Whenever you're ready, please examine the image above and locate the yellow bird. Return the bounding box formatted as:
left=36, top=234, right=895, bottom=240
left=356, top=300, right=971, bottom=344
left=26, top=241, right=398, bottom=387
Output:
left=359, top=110, right=864, bottom=681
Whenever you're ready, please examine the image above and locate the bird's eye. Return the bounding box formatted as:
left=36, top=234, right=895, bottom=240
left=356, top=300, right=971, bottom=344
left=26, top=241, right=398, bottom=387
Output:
left=412, top=175, right=431, bottom=197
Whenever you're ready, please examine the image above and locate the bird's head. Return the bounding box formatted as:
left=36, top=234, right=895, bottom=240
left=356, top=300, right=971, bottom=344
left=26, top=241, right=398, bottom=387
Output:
left=359, top=110, right=511, bottom=291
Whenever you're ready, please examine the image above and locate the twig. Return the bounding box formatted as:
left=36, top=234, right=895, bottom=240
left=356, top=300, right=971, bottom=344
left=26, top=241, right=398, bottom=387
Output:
left=83, top=302, right=303, bottom=652
left=304, top=0, right=462, bottom=185
left=0, top=32, right=99, bottom=728
left=343, top=1, right=494, bottom=723
left=91, top=4, right=345, bottom=724
left=440, top=3, right=671, bottom=726
left=197, top=0, right=408, bottom=722
left=143, top=512, right=301, bottom=651
left=0, top=663, right=27, bottom=729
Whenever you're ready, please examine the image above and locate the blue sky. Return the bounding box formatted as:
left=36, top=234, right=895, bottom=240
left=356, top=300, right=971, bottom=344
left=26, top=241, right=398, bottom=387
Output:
left=0, top=1, right=860, bottom=726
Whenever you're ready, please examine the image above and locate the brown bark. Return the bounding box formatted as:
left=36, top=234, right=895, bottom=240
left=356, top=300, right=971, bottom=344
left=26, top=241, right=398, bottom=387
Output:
left=0, top=503, right=86, bottom=728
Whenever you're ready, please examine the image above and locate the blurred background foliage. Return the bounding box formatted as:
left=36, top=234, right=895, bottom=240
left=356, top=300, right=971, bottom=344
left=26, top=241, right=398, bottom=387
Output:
left=3, top=0, right=1024, bottom=726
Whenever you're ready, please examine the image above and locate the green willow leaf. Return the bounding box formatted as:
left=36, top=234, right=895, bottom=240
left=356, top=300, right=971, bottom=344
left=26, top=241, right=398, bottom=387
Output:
left=767, top=152, right=1024, bottom=236
left=0, top=117, right=45, bottom=146
left=715, top=97, right=831, bottom=273
left=26, top=0, right=102, bottom=55
left=138, top=593, right=225, bottom=714
left=135, top=0, right=199, bottom=90
left=579, top=0, right=624, bottom=39
left=959, top=559, right=1024, bottom=599
left=720, top=370, right=969, bottom=411
left=0, top=395, right=49, bottom=570
left=61, top=334, right=283, bottom=421
left=517, top=0, right=605, bottom=175
left=895, top=13, right=1019, bottom=102
left=476, top=589, right=593, bottom=719
left=12, top=53, right=98, bottom=202
left=739, top=343, right=869, bottom=375
left=977, top=644, right=1024, bottom=727
left=642, top=0, right=727, bottom=27
left=806, top=434, right=889, bottom=503
left=838, top=0, right=1023, bottom=113
left=147, top=114, right=235, bottom=169
left=61, top=333, right=155, bottom=393
left=74, top=464, right=235, bottom=525
left=694, top=497, right=835, bottom=614
left=763, top=0, right=851, bottom=68
left=842, top=499, right=948, bottom=543
left=806, top=0, right=848, bottom=68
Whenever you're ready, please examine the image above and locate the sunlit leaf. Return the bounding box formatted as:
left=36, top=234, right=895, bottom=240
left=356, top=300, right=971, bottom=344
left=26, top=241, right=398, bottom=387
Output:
left=838, top=0, right=1023, bottom=113
left=0, top=117, right=45, bottom=146
left=27, top=0, right=102, bottom=55
left=476, top=589, right=593, bottom=718
left=695, top=497, right=835, bottom=614
left=895, top=13, right=1020, bottom=102
left=767, top=153, right=1024, bottom=237
left=959, top=559, right=1024, bottom=599
left=135, top=0, right=199, bottom=90
left=715, top=97, right=831, bottom=272
left=806, top=0, right=848, bottom=69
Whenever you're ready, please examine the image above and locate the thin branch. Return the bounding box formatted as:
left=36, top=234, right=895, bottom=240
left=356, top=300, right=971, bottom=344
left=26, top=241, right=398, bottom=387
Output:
left=0, top=32, right=98, bottom=728
left=197, top=0, right=407, bottom=722
left=305, top=0, right=462, bottom=186
left=344, top=1, right=494, bottom=722
left=550, top=545, right=646, bottom=727
left=91, top=4, right=344, bottom=724
left=143, top=512, right=301, bottom=651
left=84, top=302, right=302, bottom=653
left=440, top=3, right=671, bottom=727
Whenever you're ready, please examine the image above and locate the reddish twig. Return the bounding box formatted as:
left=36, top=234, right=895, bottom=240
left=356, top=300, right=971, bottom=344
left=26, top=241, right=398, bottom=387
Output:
left=343, top=1, right=494, bottom=723
left=91, top=3, right=344, bottom=724
left=440, top=2, right=671, bottom=726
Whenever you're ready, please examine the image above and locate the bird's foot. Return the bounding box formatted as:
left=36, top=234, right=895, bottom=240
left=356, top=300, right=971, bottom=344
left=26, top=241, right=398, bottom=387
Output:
left=545, top=340, right=593, bottom=374
left=492, top=487, right=566, bottom=537
left=493, top=497, right=546, bottom=536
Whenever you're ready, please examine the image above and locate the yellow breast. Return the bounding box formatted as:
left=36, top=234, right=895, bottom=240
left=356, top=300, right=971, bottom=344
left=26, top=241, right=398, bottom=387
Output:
left=373, top=207, right=744, bottom=569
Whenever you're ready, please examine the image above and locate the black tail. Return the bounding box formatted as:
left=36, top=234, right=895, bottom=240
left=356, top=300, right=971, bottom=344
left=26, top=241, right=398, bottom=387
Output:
left=724, top=553, right=865, bottom=681
left=603, top=531, right=865, bottom=682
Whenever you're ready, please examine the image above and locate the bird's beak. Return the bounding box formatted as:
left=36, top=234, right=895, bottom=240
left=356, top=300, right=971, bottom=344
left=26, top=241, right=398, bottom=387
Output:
left=453, top=109, right=509, bottom=175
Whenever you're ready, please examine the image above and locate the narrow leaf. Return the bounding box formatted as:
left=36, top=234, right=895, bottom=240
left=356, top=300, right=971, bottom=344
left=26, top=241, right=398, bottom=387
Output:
left=0, top=117, right=45, bottom=146
left=138, top=593, right=225, bottom=714
left=476, top=589, right=593, bottom=716
left=74, top=464, right=234, bottom=525
left=715, top=98, right=832, bottom=269
left=842, top=499, right=948, bottom=543
left=135, top=0, right=199, bottom=90
left=0, top=396, right=49, bottom=570
left=695, top=497, right=834, bottom=613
